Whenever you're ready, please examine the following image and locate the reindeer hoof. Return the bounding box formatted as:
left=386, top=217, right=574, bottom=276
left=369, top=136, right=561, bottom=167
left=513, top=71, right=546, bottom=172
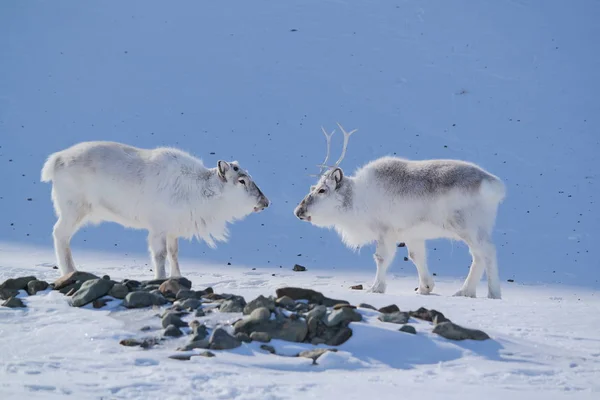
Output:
left=487, top=291, right=502, bottom=300
left=453, top=288, right=476, bottom=298
left=366, top=282, right=386, bottom=294
left=416, top=285, right=434, bottom=295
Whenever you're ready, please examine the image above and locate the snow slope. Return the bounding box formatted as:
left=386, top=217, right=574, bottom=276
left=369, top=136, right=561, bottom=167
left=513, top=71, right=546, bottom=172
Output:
left=1, top=0, right=599, bottom=398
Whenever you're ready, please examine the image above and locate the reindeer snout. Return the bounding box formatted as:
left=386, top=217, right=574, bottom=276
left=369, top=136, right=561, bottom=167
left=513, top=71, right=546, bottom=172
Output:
left=254, top=196, right=270, bottom=212
left=294, top=204, right=310, bottom=221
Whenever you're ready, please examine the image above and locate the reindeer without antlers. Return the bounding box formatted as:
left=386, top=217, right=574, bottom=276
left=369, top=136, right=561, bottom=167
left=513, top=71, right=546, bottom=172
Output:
left=294, top=124, right=506, bottom=299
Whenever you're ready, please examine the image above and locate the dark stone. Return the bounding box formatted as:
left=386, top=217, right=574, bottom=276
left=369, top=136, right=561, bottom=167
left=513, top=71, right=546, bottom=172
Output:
left=140, top=326, right=152, bottom=332
left=235, top=332, right=251, bottom=343
left=325, top=307, right=362, bottom=327
left=298, top=348, right=338, bottom=364
left=292, top=264, right=306, bottom=272
left=122, top=292, right=168, bottom=308
left=164, top=324, right=184, bottom=338
left=162, top=312, right=188, bottom=329
left=234, top=314, right=308, bottom=343
left=2, top=296, right=26, bottom=308
left=432, top=321, right=490, bottom=341
left=108, top=283, right=129, bottom=299
left=195, top=308, right=206, bottom=317
left=399, top=325, right=417, bottom=334
left=275, top=296, right=296, bottom=309
left=350, top=284, right=363, bottom=290
left=199, top=350, right=215, bottom=358
left=275, top=287, right=348, bottom=307
left=176, top=289, right=198, bottom=300
left=1, top=276, right=37, bottom=291
left=243, top=295, right=275, bottom=315
left=408, top=307, right=449, bottom=324
left=260, top=344, right=276, bottom=354
left=53, top=271, right=99, bottom=291
left=179, top=298, right=202, bottom=310
left=333, top=303, right=356, bottom=310
left=305, top=305, right=327, bottom=320
left=0, top=288, right=19, bottom=300
left=119, top=337, right=160, bottom=349
left=378, top=311, right=410, bottom=324
left=326, top=327, right=352, bottom=346
left=189, top=321, right=208, bottom=341
left=123, top=279, right=142, bottom=291
left=71, top=278, right=115, bottom=307
left=178, top=339, right=210, bottom=351
left=169, top=354, right=192, bottom=361
left=27, top=280, right=49, bottom=295
left=92, top=298, right=111, bottom=308
left=65, top=287, right=78, bottom=296
left=209, top=328, right=242, bottom=350
left=250, top=331, right=271, bottom=342
left=378, top=304, right=400, bottom=314
left=358, top=303, right=377, bottom=311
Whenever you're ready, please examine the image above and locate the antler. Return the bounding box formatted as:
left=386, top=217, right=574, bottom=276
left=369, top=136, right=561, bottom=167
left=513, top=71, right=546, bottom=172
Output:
left=309, top=126, right=335, bottom=177
left=333, top=122, right=358, bottom=167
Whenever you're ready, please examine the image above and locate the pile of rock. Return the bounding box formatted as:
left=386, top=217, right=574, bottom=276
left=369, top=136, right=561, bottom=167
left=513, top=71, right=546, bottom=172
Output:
left=1, top=273, right=490, bottom=364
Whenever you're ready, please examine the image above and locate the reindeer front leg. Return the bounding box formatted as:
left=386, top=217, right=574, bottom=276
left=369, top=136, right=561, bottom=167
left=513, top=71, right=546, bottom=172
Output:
left=367, top=234, right=397, bottom=294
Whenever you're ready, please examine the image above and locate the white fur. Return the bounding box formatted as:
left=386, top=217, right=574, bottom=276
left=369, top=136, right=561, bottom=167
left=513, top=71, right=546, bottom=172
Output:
left=41, top=141, right=268, bottom=279
left=295, top=156, right=506, bottom=299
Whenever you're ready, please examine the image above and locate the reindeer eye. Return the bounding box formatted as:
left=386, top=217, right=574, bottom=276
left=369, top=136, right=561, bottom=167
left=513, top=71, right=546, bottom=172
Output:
left=233, top=166, right=239, bottom=172
left=238, top=179, right=246, bottom=185
left=318, top=188, right=326, bottom=194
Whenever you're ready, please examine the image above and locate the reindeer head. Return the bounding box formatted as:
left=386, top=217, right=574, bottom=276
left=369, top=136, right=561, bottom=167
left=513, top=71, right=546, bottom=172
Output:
left=294, top=123, right=357, bottom=226
left=217, top=160, right=270, bottom=213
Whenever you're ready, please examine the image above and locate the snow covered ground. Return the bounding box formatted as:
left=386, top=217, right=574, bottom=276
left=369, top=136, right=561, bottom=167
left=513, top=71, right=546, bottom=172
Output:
left=1, top=244, right=599, bottom=400
left=1, top=0, right=599, bottom=398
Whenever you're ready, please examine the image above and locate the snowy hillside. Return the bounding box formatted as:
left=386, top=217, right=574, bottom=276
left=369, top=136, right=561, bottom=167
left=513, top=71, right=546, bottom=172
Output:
left=1, top=0, right=599, bottom=399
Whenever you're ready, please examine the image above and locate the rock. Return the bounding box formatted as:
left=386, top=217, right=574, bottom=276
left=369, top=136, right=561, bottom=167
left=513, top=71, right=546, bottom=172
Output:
left=119, top=337, right=160, bottom=348
left=260, top=344, right=276, bottom=354
left=399, top=325, right=417, bottom=334
left=333, top=303, right=356, bottom=310
left=232, top=307, right=271, bottom=333
left=243, top=295, right=275, bottom=315
left=250, top=331, right=271, bottom=342
left=378, top=304, right=400, bottom=314
left=311, top=337, right=326, bottom=345
left=162, top=312, right=188, bottom=329
left=294, top=302, right=309, bottom=312
left=409, top=307, right=448, bottom=324
left=27, top=280, right=49, bottom=295
left=189, top=321, right=208, bottom=341
left=53, top=271, right=99, bottom=291
left=304, top=305, right=327, bottom=320
left=71, top=278, right=115, bottom=307
left=123, top=279, right=142, bottom=291
left=378, top=311, right=410, bottom=324
left=164, top=324, right=184, bottom=338
left=325, top=307, right=362, bottom=327
left=143, top=285, right=162, bottom=293
left=275, top=296, right=295, bottom=309
left=140, top=326, right=152, bottom=332
left=209, top=328, right=242, bottom=350
left=169, top=354, right=193, bottom=361
left=65, top=287, right=78, bottom=296
left=350, top=284, right=363, bottom=290
left=0, top=288, right=19, bottom=300
left=158, top=278, right=192, bottom=296
left=92, top=298, right=111, bottom=308
left=176, top=289, right=199, bottom=301
left=1, top=276, right=37, bottom=291
left=199, top=350, right=215, bottom=358
left=234, top=314, right=308, bottom=343
left=326, top=327, right=353, bottom=346
left=358, top=303, right=377, bottom=311
left=432, top=321, right=490, bottom=341
left=298, top=348, right=338, bottom=364
left=179, top=298, right=202, bottom=310
left=2, top=296, right=26, bottom=308
left=108, top=283, right=129, bottom=299
left=122, top=291, right=167, bottom=308
left=195, top=308, right=206, bottom=317
left=235, top=332, right=251, bottom=343
left=274, top=287, right=349, bottom=307
left=292, top=264, right=306, bottom=272
left=178, top=339, right=210, bottom=351
left=219, top=296, right=247, bottom=313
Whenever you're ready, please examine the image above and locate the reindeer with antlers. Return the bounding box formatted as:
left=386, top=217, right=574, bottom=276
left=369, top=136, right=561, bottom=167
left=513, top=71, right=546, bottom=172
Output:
left=294, top=123, right=506, bottom=299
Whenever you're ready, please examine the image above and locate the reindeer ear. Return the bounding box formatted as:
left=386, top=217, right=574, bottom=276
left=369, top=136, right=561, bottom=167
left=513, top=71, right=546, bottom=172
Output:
left=332, top=167, right=344, bottom=188
left=217, top=160, right=230, bottom=180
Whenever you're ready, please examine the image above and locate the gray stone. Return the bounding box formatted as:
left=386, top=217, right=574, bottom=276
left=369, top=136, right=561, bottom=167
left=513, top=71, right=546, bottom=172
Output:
left=53, top=271, right=99, bottom=291
left=399, top=325, right=417, bottom=334
left=232, top=307, right=271, bottom=333
left=292, top=264, right=306, bottom=272
left=324, top=307, right=362, bottom=327
left=71, top=278, right=115, bottom=307
left=199, top=350, right=215, bottom=358
left=432, top=321, right=490, bottom=341
left=92, top=298, right=111, bottom=308
left=27, top=280, right=49, bottom=295
left=378, top=304, right=400, bottom=314
left=305, top=305, right=327, bottom=320
left=260, top=344, right=276, bottom=354
left=209, top=328, right=242, bottom=350
left=275, top=296, right=296, bottom=309
left=108, top=283, right=129, bottom=299
left=2, top=296, right=26, bottom=308
left=179, top=298, right=202, bottom=310
left=250, top=331, right=271, bottom=343
left=143, top=285, right=161, bottom=293
left=243, top=295, right=275, bottom=315
left=409, top=307, right=448, bottom=324
left=274, top=287, right=349, bottom=307
left=219, top=296, right=247, bottom=313
left=358, top=303, right=377, bottom=311
left=189, top=321, right=208, bottom=341
left=178, top=339, right=210, bottom=351
left=298, top=348, right=338, bottom=364
left=235, top=332, right=251, bottom=343
left=1, top=276, right=37, bottom=291
left=164, top=324, right=184, bottom=337
left=378, top=311, right=410, bottom=324
left=195, top=308, right=206, bottom=317
left=0, top=288, right=19, bottom=300
left=122, top=291, right=168, bottom=308
left=176, top=289, right=197, bottom=301
left=162, top=312, right=188, bottom=329
left=326, top=326, right=353, bottom=346
left=158, top=278, right=192, bottom=296
left=119, top=337, right=160, bottom=348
